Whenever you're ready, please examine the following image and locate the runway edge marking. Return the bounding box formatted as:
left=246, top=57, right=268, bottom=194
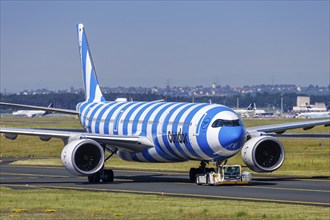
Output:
left=0, top=172, right=69, bottom=178
left=237, top=185, right=330, bottom=193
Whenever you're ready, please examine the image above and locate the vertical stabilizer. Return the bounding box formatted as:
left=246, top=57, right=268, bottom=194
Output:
left=77, top=24, right=105, bottom=102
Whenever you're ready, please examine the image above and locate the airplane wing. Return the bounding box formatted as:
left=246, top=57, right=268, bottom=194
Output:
left=0, top=102, right=78, bottom=115
left=0, top=127, right=154, bottom=152
left=269, top=133, right=330, bottom=138
left=246, top=119, right=330, bottom=134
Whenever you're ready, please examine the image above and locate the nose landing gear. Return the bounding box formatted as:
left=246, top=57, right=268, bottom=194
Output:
left=189, top=161, right=215, bottom=181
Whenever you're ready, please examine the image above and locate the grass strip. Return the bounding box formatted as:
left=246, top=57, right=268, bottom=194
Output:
left=0, top=187, right=329, bottom=220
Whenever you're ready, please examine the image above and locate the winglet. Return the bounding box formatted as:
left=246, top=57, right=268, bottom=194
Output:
left=77, top=24, right=105, bottom=102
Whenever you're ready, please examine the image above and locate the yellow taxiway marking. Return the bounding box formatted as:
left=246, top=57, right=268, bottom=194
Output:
left=0, top=172, right=133, bottom=182
left=1, top=177, right=39, bottom=180
left=238, top=185, right=330, bottom=193
left=1, top=183, right=328, bottom=207
left=0, top=172, right=69, bottom=178
left=174, top=182, right=330, bottom=193
left=298, top=178, right=330, bottom=183
left=252, top=177, right=330, bottom=183
left=114, top=178, right=134, bottom=182
left=3, top=165, right=65, bottom=169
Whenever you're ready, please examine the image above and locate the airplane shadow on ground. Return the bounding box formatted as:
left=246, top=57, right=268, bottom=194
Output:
left=253, top=176, right=330, bottom=182
left=0, top=174, right=276, bottom=187
left=7, top=171, right=327, bottom=187
left=94, top=174, right=277, bottom=186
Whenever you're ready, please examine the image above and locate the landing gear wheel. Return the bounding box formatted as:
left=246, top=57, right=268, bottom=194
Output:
left=101, top=169, right=114, bottom=183
left=189, top=168, right=197, bottom=182
left=189, top=161, right=213, bottom=182
left=88, top=172, right=100, bottom=183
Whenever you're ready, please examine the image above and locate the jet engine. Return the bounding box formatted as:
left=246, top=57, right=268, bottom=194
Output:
left=61, top=139, right=104, bottom=176
left=241, top=136, right=285, bottom=172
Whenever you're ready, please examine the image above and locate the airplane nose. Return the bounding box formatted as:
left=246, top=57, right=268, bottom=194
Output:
left=219, top=126, right=245, bottom=151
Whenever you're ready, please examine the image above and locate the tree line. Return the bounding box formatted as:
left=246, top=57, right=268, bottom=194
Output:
left=0, top=92, right=328, bottom=112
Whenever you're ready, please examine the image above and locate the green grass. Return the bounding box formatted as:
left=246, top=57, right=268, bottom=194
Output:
left=0, top=187, right=329, bottom=220
left=0, top=117, right=81, bottom=158
left=0, top=116, right=81, bottom=128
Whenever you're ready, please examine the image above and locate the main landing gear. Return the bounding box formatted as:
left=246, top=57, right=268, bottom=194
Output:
left=88, top=168, right=114, bottom=183
left=189, top=161, right=215, bottom=182
left=88, top=147, right=117, bottom=183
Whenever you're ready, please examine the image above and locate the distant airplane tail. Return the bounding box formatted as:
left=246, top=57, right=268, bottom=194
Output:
left=77, top=24, right=105, bottom=103
left=44, top=102, right=54, bottom=115
left=246, top=103, right=256, bottom=110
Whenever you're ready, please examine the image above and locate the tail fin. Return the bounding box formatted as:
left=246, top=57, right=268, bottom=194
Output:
left=77, top=24, right=105, bottom=102
left=246, top=103, right=253, bottom=110
left=246, top=103, right=257, bottom=110
left=44, top=103, right=53, bottom=115
left=252, top=102, right=257, bottom=110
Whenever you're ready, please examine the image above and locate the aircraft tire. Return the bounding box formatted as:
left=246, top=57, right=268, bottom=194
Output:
left=105, top=169, right=114, bottom=182
left=101, top=169, right=114, bottom=183
left=189, top=168, right=197, bottom=182
left=88, top=172, right=100, bottom=183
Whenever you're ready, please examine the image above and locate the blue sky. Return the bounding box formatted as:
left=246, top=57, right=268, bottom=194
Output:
left=1, top=1, right=329, bottom=92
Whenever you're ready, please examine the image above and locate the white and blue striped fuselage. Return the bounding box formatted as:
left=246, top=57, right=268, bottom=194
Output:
left=78, top=101, right=246, bottom=163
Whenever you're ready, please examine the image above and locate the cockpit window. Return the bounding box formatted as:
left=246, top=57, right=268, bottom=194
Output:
left=211, top=119, right=242, bottom=127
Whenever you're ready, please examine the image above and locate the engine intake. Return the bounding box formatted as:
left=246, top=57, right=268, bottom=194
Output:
left=61, top=139, right=104, bottom=176
left=241, top=136, right=285, bottom=172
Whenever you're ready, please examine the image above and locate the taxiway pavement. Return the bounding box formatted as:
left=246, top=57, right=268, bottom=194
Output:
left=0, top=162, right=329, bottom=207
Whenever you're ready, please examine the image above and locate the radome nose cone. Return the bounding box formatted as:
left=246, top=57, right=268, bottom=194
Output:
left=219, top=126, right=245, bottom=151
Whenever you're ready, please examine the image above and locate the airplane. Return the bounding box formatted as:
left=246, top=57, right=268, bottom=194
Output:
left=296, top=111, right=330, bottom=119
left=0, top=24, right=329, bottom=183
left=234, top=103, right=265, bottom=117
left=11, top=103, right=54, bottom=118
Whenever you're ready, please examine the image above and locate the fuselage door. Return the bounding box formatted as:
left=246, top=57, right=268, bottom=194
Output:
left=194, top=113, right=210, bottom=136
left=113, top=110, right=124, bottom=134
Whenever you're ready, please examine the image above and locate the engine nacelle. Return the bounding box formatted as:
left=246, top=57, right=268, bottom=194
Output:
left=241, top=136, right=285, bottom=172
left=61, top=139, right=104, bottom=176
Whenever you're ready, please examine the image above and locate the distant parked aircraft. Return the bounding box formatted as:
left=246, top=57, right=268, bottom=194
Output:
left=296, top=111, right=330, bottom=119
left=234, top=103, right=265, bottom=117
left=12, top=103, right=53, bottom=118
